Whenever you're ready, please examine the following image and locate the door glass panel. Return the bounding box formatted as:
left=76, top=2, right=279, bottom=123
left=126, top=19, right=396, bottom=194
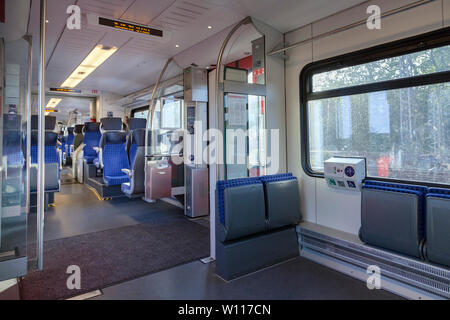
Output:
left=224, top=93, right=266, bottom=179
left=1, top=37, right=30, bottom=264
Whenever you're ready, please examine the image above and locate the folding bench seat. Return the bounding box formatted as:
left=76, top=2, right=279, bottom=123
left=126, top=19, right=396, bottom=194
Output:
left=216, top=174, right=301, bottom=280
left=424, top=188, right=450, bottom=268
left=360, top=180, right=427, bottom=258
left=259, top=173, right=302, bottom=230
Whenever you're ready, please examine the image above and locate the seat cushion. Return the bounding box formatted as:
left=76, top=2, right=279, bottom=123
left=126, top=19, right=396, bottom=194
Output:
left=104, top=174, right=129, bottom=186
left=218, top=183, right=266, bottom=242
left=264, top=179, right=301, bottom=230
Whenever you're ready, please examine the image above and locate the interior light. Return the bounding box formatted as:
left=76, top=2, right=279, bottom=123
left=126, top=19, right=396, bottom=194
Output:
left=207, top=25, right=212, bottom=29
left=175, top=44, right=180, bottom=48
left=46, top=98, right=62, bottom=109
left=60, top=44, right=118, bottom=88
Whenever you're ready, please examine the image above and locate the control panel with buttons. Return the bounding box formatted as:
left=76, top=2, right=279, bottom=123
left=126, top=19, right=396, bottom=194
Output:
left=324, top=157, right=366, bottom=191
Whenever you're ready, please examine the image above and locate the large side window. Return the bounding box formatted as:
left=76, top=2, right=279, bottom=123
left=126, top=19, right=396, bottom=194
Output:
left=300, top=28, right=450, bottom=185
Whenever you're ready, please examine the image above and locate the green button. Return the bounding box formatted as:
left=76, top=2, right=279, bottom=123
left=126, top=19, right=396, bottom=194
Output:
left=329, top=178, right=337, bottom=186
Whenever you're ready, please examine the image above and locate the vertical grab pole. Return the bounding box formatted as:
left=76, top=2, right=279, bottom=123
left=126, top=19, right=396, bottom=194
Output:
left=25, top=35, right=32, bottom=216
left=143, top=57, right=173, bottom=202
left=37, top=0, right=47, bottom=271
left=144, top=57, right=173, bottom=156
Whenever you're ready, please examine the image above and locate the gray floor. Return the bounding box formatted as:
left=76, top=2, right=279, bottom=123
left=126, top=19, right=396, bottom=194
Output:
left=92, top=258, right=401, bottom=300
left=2, top=172, right=401, bottom=300
left=28, top=181, right=186, bottom=242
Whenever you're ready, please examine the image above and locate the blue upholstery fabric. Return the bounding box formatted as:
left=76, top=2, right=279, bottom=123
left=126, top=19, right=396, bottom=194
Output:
left=83, top=130, right=101, bottom=164
left=103, top=143, right=130, bottom=186
left=66, top=133, right=74, bottom=156
left=4, top=133, right=24, bottom=166
left=427, top=193, right=450, bottom=200
left=428, top=188, right=450, bottom=196
left=31, top=145, right=59, bottom=164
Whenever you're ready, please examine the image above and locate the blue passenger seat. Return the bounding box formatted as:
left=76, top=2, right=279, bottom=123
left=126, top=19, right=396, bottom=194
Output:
left=2, top=114, right=24, bottom=208
left=66, top=127, right=74, bottom=158
left=82, top=122, right=101, bottom=164
left=125, top=118, right=147, bottom=164
left=101, top=131, right=130, bottom=186
left=29, top=115, right=60, bottom=193
left=121, top=128, right=148, bottom=197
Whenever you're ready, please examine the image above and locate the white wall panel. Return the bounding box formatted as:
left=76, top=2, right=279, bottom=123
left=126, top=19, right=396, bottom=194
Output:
left=313, top=0, right=443, bottom=60
left=445, top=0, right=450, bottom=26
left=284, top=25, right=317, bottom=223
left=284, top=0, right=446, bottom=235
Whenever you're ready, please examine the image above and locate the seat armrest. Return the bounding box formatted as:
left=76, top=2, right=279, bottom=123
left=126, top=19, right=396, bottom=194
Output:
left=121, top=168, right=132, bottom=177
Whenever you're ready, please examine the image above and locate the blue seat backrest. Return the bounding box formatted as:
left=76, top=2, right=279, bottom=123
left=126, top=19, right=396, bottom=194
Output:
left=127, top=118, right=147, bottom=131
left=102, top=131, right=129, bottom=177
left=30, top=131, right=59, bottom=164
left=66, top=127, right=74, bottom=155
left=83, top=122, right=101, bottom=157
left=100, top=117, right=122, bottom=131
left=128, top=129, right=149, bottom=167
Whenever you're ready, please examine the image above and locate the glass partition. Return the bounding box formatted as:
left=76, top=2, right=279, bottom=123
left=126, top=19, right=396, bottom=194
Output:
left=221, top=24, right=267, bottom=180
left=0, top=36, right=31, bottom=276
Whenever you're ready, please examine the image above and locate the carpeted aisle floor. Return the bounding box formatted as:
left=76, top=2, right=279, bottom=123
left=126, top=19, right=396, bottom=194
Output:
left=19, top=219, right=209, bottom=300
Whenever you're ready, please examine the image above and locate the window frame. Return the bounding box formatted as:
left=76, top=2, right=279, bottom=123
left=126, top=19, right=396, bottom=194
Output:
left=130, top=105, right=149, bottom=118
left=299, top=27, right=450, bottom=187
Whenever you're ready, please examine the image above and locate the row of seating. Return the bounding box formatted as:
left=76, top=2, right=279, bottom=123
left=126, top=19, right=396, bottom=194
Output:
left=216, top=173, right=301, bottom=280
left=360, top=180, right=450, bottom=268
left=76, top=117, right=148, bottom=198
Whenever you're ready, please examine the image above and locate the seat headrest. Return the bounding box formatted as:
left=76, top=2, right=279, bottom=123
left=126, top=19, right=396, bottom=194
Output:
left=104, top=131, right=127, bottom=145
left=31, top=131, right=58, bottom=146
left=100, top=117, right=122, bottom=131
left=3, top=114, right=21, bottom=130
left=74, top=124, right=84, bottom=134
left=127, top=118, right=147, bottom=130
left=131, top=129, right=147, bottom=146
left=31, top=115, right=56, bottom=130
left=67, top=127, right=74, bottom=135
left=83, top=122, right=100, bottom=133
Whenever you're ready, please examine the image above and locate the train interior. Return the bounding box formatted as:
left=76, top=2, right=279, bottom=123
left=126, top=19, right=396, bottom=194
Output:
left=0, top=0, right=449, bottom=300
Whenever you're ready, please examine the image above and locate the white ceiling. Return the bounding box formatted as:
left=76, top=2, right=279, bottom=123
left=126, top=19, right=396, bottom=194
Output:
left=31, top=94, right=93, bottom=122
left=27, top=0, right=367, bottom=97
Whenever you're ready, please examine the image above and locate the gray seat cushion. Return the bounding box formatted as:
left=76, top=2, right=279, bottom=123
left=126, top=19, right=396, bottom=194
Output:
left=361, top=189, right=422, bottom=258
left=426, top=197, right=450, bottom=267
left=265, top=179, right=301, bottom=230
left=218, top=183, right=266, bottom=242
